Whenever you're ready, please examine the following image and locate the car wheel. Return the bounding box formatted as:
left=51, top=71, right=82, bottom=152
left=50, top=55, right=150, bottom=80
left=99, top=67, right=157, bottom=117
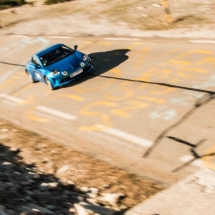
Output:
left=27, top=71, right=35, bottom=83
left=45, top=76, right=54, bottom=90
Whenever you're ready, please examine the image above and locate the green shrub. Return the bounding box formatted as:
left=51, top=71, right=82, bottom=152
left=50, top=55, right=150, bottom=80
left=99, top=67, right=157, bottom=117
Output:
left=45, top=0, right=73, bottom=5
left=0, top=0, right=25, bottom=10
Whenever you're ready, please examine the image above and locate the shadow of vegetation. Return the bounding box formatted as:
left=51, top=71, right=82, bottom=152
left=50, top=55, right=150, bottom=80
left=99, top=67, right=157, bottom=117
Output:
left=61, top=49, right=130, bottom=89
left=0, top=143, right=120, bottom=215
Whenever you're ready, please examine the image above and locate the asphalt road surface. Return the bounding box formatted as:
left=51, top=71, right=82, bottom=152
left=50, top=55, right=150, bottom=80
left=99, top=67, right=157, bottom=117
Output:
left=1, top=35, right=215, bottom=185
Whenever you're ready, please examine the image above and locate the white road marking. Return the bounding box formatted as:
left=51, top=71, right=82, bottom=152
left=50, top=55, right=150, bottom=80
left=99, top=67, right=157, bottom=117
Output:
left=48, top=36, right=71, bottom=39
left=11, top=35, right=28, bottom=38
left=150, top=106, right=177, bottom=120
left=96, top=124, right=153, bottom=147
left=180, top=155, right=204, bottom=168
left=0, top=94, right=24, bottom=103
left=103, top=37, right=141, bottom=41
left=36, top=106, right=77, bottom=120
left=191, top=40, right=215, bottom=44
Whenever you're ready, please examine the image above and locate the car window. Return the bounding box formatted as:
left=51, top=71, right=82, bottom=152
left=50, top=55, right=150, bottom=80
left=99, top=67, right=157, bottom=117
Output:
left=31, top=56, right=41, bottom=66
left=39, top=45, right=74, bottom=67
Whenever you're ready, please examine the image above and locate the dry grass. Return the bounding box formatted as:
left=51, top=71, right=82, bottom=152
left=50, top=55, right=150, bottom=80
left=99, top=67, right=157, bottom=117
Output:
left=0, top=118, right=164, bottom=208
left=0, top=0, right=214, bottom=31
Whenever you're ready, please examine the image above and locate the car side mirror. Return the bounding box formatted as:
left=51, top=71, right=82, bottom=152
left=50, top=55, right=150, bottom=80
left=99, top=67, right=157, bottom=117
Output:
left=74, top=45, right=78, bottom=51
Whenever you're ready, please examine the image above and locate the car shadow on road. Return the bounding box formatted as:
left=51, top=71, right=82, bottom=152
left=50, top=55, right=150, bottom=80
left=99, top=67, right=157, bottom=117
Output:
left=61, top=49, right=130, bottom=89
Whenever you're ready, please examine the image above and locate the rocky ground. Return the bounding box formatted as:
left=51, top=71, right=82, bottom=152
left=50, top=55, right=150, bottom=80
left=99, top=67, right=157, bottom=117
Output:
left=0, top=0, right=215, bottom=38
left=0, top=119, right=163, bottom=215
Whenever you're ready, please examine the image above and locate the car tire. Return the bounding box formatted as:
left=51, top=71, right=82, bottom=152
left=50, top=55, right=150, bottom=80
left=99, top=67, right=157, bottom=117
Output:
left=27, top=71, right=35, bottom=83
left=45, top=76, right=54, bottom=90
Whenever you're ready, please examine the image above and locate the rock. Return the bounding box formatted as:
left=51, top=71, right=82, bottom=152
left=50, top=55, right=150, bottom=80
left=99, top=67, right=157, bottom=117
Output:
left=9, top=146, right=19, bottom=152
left=40, top=182, right=58, bottom=189
left=1, top=128, right=8, bottom=132
left=0, top=205, right=6, bottom=215
left=84, top=204, right=115, bottom=215
left=137, top=6, right=144, bottom=10
left=69, top=208, right=75, bottom=213
left=45, top=205, right=56, bottom=210
left=152, top=3, right=161, bottom=7
left=86, top=198, right=99, bottom=205
left=97, top=193, right=125, bottom=207
left=102, top=184, right=111, bottom=189
left=141, top=14, right=148, bottom=17
left=74, top=204, right=89, bottom=215
left=87, top=193, right=97, bottom=199
left=60, top=178, right=75, bottom=185
left=89, top=188, right=99, bottom=194
left=0, top=205, right=5, bottom=210
left=80, top=186, right=89, bottom=192
left=0, top=134, right=8, bottom=140
left=22, top=204, right=54, bottom=215
left=120, top=205, right=128, bottom=210
left=2, top=162, right=12, bottom=165
left=78, top=196, right=84, bottom=201
left=5, top=210, right=15, bottom=215
left=55, top=165, right=70, bottom=176
left=21, top=212, right=47, bottom=215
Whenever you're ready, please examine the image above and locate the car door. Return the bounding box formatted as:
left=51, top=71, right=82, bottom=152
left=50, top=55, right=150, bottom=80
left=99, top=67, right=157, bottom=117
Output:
left=32, top=56, right=45, bottom=83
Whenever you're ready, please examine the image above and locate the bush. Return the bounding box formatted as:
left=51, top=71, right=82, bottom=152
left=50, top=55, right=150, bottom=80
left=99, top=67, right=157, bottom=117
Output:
left=0, top=0, right=25, bottom=10
left=45, top=0, right=73, bottom=5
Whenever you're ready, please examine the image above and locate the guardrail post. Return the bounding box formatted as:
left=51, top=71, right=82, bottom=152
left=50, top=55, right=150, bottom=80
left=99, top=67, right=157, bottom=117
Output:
left=161, top=0, right=173, bottom=23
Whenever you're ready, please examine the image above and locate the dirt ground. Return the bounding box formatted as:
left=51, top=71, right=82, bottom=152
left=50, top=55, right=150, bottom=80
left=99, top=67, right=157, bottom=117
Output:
left=0, top=0, right=215, bottom=37
left=0, top=118, right=163, bottom=214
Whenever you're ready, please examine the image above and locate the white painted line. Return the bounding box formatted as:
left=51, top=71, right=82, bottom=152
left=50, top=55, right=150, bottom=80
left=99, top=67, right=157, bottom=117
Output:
left=180, top=155, right=193, bottom=162
left=0, top=94, right=24, bottom=103
left=36, top=106, right=77, bottom=121
left=11, top=35, right=28, bottom=38
left=48, top=36, right=71, bottom=39
left=190, top=40, right=215, bottom=44
left=103, top=37, right=141, bottom=41
left=180, top=155, right=203, bottom=168
left=96, top=124, right=152, bottom=147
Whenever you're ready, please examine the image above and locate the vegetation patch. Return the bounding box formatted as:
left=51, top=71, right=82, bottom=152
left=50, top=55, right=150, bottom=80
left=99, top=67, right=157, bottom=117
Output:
left=0, top=0, right=25, bottom=10
left=45, top=0, right=73, bottom=5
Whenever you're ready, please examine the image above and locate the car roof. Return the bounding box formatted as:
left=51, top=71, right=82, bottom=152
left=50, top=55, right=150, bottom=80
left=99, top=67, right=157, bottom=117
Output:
left=35, top=43, right=66, bottom=57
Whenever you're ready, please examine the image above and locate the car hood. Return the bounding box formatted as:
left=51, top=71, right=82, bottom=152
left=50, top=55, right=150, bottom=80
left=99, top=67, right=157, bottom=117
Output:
left=45, top=51, right=83, bottom=72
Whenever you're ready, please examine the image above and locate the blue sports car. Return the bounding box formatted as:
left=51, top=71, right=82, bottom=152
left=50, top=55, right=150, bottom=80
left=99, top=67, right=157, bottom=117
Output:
left=25, top=43, right=93, bottom=90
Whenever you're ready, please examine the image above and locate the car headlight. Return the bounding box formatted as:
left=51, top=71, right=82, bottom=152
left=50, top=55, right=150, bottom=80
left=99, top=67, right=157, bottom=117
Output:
left=51, top=70, right=60, bottom=76
left=80, top=62, right=85, bottom=67
left=62, top=71, right=68, bottom=76
left=82, top=54, right=88, bottom=61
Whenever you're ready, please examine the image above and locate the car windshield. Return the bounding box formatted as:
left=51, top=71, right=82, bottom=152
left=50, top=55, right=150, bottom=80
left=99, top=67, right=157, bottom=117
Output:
left=39, top=45, right=74, bottom=67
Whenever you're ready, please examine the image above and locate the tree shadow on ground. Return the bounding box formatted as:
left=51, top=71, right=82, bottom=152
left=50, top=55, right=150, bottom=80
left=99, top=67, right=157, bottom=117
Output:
left=0, top=143, right=123, bottom=215
left=62, top=49, right=130, bottom=89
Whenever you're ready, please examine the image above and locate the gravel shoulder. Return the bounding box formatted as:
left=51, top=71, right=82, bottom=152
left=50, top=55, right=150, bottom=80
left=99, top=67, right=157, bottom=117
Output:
left=0, top=0, right=215, bottom=38
left=0, top=119, right=163, bottom=215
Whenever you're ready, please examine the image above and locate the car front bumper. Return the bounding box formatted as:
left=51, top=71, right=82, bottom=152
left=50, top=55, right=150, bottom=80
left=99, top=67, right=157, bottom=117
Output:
left=50, top=62, right=93, bottom=88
